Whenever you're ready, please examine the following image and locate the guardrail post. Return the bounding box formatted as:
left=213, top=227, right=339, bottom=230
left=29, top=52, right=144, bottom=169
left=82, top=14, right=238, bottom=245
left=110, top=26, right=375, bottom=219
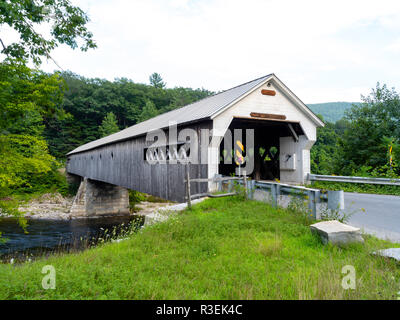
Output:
left=242, top=170, right=247, bottom=200
left=214, top=174, right=222, bottom=192
left=276, top=184, right=281, bottom=202
left=307, top=190, right=319, bottom=220
left=270, top=184, right=278, bottom=207
left=228, top=180, right=234, bottom=193
left=327, top=190, right=345, bottom=210
left=247, top=180, right=255, bottom=200
left=185, top=164, right=191, bottom=209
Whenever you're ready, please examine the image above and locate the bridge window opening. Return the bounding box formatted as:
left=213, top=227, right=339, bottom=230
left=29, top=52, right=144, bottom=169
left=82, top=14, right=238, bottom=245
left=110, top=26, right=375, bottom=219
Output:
left=218, top=118, right=304, bottom=181
left=143, top=142, right=187, bottom=163
left=178, top=144, right=190, bottom=160
left=111, top=152, right=114, bottom=159
left=158, top=148, right=166, bottom=161
left=166, top=147, right=172, bottom=160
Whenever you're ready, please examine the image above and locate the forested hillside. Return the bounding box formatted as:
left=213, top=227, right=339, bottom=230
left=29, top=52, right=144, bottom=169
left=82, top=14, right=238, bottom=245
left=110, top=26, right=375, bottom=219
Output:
left=44, top=72, right=213, bottom=159
left=45, top=78, right=357, bottom=159
left=39, top=73, right=400, bottom=181
left=307, top=102, right=357, bottom=123
left=311, top=84, right=400, bottom=179
left=2, top=57, right=400, bottom=215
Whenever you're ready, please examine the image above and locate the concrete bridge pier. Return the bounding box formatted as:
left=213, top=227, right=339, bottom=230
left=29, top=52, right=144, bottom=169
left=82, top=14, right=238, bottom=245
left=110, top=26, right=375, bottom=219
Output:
left=70, top=178, right=130, bottom=218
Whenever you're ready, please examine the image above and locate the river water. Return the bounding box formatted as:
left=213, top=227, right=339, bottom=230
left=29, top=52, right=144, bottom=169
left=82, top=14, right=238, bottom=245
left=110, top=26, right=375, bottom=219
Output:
left=0, top=216, right=144, bottom=262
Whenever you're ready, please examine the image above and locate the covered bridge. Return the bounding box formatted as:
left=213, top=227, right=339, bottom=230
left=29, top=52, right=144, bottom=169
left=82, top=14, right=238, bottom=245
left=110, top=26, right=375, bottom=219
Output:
left=66, top=74, right=324, bottom=210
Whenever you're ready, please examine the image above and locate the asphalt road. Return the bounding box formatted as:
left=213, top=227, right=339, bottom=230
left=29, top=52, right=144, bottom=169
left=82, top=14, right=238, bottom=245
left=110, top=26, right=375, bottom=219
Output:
left=344, top=192, right=400, bottom=242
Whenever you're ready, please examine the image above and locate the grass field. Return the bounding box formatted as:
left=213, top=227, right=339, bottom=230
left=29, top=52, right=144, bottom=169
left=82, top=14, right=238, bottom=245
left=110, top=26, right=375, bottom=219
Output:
left=1, top=196, right=400, bottom=300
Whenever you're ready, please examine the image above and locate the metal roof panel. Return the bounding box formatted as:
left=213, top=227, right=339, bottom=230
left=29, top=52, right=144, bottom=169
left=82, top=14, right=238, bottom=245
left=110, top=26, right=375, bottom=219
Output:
left=67, top=74, right=272, bottom=155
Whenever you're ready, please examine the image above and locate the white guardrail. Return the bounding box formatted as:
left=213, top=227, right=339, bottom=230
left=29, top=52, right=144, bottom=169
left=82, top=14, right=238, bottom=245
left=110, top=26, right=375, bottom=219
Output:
left=220, top=178, right=339, bottom=220
left=185, top=172, right=347, bottom=220
left=308, top=173, right=400, bottom=186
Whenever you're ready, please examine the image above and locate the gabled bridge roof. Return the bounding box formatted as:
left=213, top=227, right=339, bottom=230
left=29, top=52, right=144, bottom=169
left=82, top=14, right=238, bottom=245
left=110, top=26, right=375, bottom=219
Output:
left=68, top=73, right=323, bottom=155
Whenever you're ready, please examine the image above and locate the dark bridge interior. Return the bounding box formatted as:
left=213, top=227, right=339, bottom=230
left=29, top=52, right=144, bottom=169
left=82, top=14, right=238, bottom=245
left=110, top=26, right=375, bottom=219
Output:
left=218, top=117, right=304, bottom=180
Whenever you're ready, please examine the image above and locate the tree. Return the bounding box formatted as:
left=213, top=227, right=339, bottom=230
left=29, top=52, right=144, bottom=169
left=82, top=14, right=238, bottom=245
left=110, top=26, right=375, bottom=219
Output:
left=310, top=120, right=340, bottom=175
left=149, top=72, right=166, bottom=89
left=337, top=83, right=400, bottom=176
left=0, top=61, right=65, bottom=223
left=137, top=100, right=159, bottom=123
left=43, top=72, right=211, bottom=158
left=310, top=113, right=352, bottom=175
left=99, top=112, right=119, bottom=137
left=0, top=61, right=67, bottom=134
left=0, top=0, right=96, bottom=65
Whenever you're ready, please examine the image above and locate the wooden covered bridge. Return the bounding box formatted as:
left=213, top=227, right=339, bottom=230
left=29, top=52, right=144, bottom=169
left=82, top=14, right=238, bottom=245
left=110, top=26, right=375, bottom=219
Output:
left=66, top=74, right=324, bottom=216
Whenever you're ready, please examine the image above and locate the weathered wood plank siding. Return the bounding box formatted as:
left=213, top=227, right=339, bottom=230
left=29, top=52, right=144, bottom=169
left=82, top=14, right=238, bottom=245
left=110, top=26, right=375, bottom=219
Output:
left=66, top=121, right=211, bottom=203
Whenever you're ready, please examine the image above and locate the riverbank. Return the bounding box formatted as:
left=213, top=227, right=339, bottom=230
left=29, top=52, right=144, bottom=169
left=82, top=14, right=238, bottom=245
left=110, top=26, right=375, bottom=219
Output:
left=0, top=196, right=201, bottom=262
left=12, top=192, right=174, bottom=220
left=1, top=196, right=400, bottom=300
left=0, top=215, right=141, bottom=262
left=18, top=193, right=73, bottom=220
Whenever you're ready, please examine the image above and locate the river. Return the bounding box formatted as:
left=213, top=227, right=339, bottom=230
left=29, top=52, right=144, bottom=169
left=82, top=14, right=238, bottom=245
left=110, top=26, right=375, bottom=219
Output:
left=0, top=216, right=144, bottom=262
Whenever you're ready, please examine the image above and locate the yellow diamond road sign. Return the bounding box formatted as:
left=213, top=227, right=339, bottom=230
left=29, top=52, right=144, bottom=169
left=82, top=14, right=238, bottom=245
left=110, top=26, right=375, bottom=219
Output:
left=235, top=140, right=244, bottom=165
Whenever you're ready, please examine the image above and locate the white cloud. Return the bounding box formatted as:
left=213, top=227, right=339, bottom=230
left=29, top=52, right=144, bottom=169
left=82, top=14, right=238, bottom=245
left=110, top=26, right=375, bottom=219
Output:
left=384, top=37, right=400, bottom=53
left=169, top=0, right=191, bottom=9
left=2, top=0, right=400, bottom=102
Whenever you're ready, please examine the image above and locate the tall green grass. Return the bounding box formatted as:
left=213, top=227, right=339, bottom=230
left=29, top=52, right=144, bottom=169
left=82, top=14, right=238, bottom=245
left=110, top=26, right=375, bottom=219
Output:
left=1, top=197, right=399, bottom=300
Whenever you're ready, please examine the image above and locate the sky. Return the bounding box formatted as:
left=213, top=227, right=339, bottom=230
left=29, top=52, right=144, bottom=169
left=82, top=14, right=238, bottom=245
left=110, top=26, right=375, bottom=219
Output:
left=3, top=0, right=400, bottom=103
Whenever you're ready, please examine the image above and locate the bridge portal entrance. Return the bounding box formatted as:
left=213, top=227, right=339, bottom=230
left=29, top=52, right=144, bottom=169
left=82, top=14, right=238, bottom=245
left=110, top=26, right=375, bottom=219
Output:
left=218, top=117, right=304, bottom=181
